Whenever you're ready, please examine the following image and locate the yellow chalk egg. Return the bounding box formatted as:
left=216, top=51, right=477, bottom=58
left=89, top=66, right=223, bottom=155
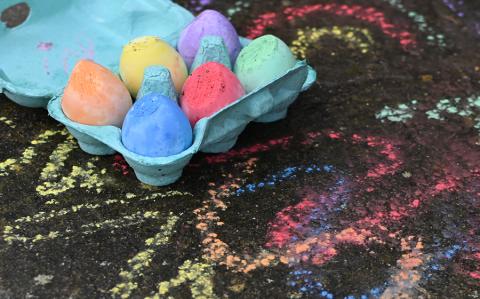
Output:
left=119, top=36, right=188, bottom=97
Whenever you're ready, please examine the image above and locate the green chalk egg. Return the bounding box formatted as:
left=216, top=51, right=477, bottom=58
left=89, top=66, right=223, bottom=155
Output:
left=234, top=35, right=297, bottom=93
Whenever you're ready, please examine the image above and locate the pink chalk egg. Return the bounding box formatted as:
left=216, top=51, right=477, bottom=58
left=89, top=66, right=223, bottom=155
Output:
left=180, top=62, right=245, bottom=126
left=178, top=9, right=242, bottom=68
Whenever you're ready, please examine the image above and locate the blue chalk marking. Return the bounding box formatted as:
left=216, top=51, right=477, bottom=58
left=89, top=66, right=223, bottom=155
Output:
left=288, top=268, right=382, bottom=299
left=445, top=244, right=462, bottom=259
left=422, top=244, right=464, bottom=282
left=246, top=184, right=256, bottom=192
left=370, top=287, right=382, bottom=297
left=324, top=165, right=334, bottom=172
left=235, top=163, right=336, bottom=196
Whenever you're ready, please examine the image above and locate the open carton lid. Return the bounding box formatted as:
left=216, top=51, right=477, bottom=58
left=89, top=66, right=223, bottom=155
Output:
left=0, top=0, right=194, bottom=107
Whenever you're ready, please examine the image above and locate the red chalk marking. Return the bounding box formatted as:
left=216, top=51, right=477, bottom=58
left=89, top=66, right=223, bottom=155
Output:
left=435, top=179, right=456, bottom=191
left=309, top=132, right=403, bottom=179
left=410, top=199, right=420, bottom=208
left=266, top=199, right=317, bottom=248
left=365, top=136, right=403, bottom=178
left=328, top=132, right=342, bottom=139
left=247, top=3, right=417, bottom=50
left=470, top=272, right=480, bottom=280
left=206, top=130, right=404, bottom=182
left=458, top=250, right=480, bottom=283
left=301, top=132, right=322, bottom=145
left=247, top=12, right=277, bottom=39
left=113, top=154, right=130, bottom=175
left=205, top=136, right=293, bottom=163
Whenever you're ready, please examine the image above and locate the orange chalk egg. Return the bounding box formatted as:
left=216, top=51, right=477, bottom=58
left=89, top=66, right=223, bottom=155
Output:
left=61, top=60, right=132, bottom=127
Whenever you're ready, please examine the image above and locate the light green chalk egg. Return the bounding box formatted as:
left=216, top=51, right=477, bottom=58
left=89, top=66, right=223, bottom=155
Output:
left=234, top=35, right=297, bottom=93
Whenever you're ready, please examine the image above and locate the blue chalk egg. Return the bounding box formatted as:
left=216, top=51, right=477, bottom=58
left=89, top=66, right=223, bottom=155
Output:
left=122, top=93, right=192, bottom=157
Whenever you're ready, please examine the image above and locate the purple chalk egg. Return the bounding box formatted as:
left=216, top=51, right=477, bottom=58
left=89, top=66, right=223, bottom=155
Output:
left=178, top=10, right=242, bottom=68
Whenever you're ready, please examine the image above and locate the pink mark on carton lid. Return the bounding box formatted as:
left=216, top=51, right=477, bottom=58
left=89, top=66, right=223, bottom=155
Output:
left=37, top=42, right=53, bottom=51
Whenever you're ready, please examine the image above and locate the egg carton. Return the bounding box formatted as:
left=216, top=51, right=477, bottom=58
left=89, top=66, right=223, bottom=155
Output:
left=1, top=0, right=317, bottom=186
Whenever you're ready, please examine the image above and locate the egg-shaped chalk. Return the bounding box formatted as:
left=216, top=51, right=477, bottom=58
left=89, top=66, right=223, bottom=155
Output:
left=180, top=62, right=245, bottom=126
left=137, top=66, right=178, bottom=101
left=234, top=35, right=297, bottom=93
left=190, top=36, right=232, bottom=73
left=122, top=93, right=192, bottom=157
left=62, top=59, right=132, bottom=127
left=178, top=10, right=241, bottom=68
left=120, top=36, right=188, bottom=97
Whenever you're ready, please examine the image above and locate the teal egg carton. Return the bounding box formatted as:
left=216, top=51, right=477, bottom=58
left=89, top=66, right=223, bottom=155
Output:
left=1, top=0, right=317, bottom=186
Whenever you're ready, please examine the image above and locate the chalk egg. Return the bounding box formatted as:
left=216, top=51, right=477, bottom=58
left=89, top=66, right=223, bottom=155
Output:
left=61, top=59, right=132, bottom=127
left=178, top=9, right=242, bottom=68
left=122, top=93, right=192, bottom=157
left=180, top=62, right=245, bottom=126
left=120, top=36, right=188, bottom=97
left=234, top=35, right=297, bottom=93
